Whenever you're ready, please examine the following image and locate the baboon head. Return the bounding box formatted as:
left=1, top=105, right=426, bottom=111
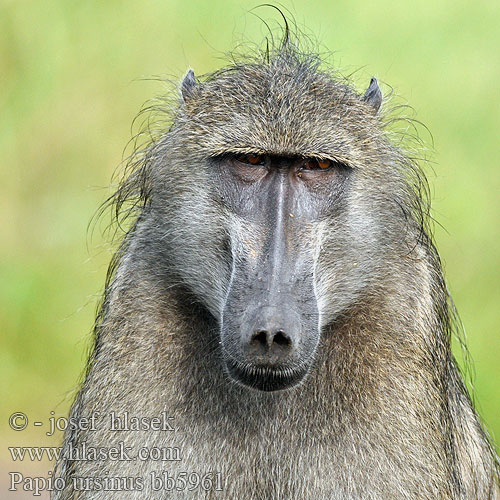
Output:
left=144, top=46, right=415, bottom=392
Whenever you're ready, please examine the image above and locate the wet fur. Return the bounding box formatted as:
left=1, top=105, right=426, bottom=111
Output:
left=53, top=34, right=499, bottom=500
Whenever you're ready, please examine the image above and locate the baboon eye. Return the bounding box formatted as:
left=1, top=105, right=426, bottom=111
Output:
left=236, top=153, right=266, bottom=166
left=303, top=158, right=332, bottom=170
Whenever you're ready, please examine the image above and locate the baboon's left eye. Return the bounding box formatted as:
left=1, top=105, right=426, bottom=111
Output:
left=237, top=154, right=266, bottom=166
left=303, top=158, right=332, bottom=170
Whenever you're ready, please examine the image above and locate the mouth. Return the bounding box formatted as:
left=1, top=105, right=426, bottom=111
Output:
left=223, top=356, right=309, bottom=391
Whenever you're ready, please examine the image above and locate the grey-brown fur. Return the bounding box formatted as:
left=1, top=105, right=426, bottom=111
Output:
left=53, top=33, right=499, bottom=499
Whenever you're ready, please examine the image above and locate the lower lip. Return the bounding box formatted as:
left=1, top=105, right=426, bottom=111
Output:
left=225, top=358, right=307, bottom=392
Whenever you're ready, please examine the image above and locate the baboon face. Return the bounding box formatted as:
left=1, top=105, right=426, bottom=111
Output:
left=160, top=58, right=389, bottom=391
left=212, top=153, right=350, bottom=391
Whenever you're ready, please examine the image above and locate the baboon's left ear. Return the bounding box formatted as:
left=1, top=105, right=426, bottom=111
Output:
left=181, top=69, right=197, bottom=101
left=363, top=77, right=382, bottom=113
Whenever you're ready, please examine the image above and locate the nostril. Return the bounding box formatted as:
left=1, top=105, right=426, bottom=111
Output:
left=273, top=330, right=291, bottom=347
left=251, top=330, right=269, bottom=347
left=249, top=329, right=293, bottom=352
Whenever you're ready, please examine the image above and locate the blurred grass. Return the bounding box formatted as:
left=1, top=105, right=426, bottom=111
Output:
left=1, top=0, right=499, bottom=457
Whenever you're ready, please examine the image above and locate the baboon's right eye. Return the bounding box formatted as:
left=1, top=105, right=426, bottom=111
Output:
left=236, top=153, right=266, bottom=166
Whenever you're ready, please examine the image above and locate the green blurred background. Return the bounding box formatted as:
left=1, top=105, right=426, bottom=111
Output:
left=1, top=0, right=499, bottom=493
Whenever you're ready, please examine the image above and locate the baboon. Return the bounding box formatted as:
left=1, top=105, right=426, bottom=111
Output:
left=54, top=30, right=499, bottom=500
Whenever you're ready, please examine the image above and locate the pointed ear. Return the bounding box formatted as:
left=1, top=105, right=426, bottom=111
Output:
left=363, top=77, right=382, bottom=113
left=181, top=69, right=197, bottom=101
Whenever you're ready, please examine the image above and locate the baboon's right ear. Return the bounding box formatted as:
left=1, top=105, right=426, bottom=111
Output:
left=181, top=69, right=197, bottom=102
